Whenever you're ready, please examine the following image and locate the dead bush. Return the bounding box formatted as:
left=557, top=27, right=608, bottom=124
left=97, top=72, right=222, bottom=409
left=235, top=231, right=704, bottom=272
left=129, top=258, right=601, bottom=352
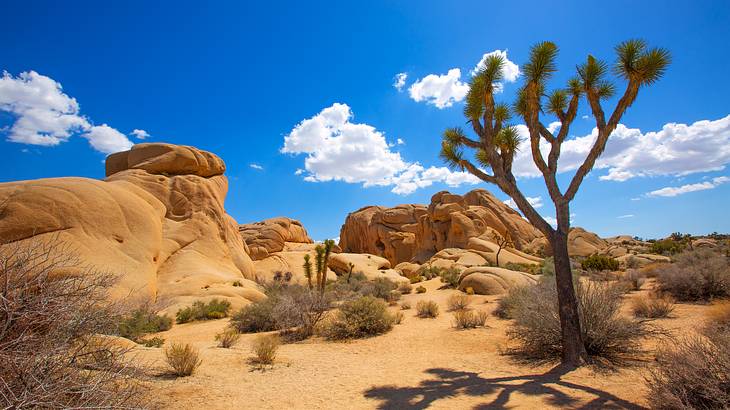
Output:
left=250, top=334, right=280, bottom=366
left=165, top=342, right=202, bottom=376
left=507, top=278, right=656, bottom=364
left=272, top=286, right=330, bottom=341
left=0, top=239, right=145, bottom=408
left=632, top=294, right=674, bottom=318
left=215, top=328, right=240, bottom=348
left=416, top=300, right=439, bottom=318
left=400, top=301, right=411, bottom=310
left=494, top=285, right=532, bottom=319
left=322, top=296, right=394, bottom=340
left=705, top=302, right=730, bottom=335
left=453, top=310, right=488, bottom=329
left=447, top=294, right=471, bottom=311
left=656, top=248, right=730, bottom=301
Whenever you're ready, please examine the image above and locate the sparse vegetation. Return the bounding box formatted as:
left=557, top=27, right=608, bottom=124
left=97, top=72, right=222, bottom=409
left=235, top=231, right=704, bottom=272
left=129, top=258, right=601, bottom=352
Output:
left=250, top=334, right=280, bottom=366
left=117, top=304, right=172, bottom=342
left=397, top=281, right=413, bottom=294
left=140, top=336, right=166, bottom=348
left=631, top=294, right=674, bottom=318
left=416, top=285, right=427, bottom=294
left=400, top=301, right=411, bottom=310
left=622, top=269, right=646, bottom=292
left=165, top=342, right=202, bottom=376
left=176, top=299, right=232, bottom=323
left=215, top=328, right=241, bottom=348
left=453, top=310, right=488, bottom=329
left=447, top=294, right=471, bottom=311
left=323, top=296, right=395, bottom=340
left=540, top=257, right=556, bottom=276
left=360, top=277, right=398, bottom=300
left=494, top=285, right=532, bottom=319
left=416, top=300, right=440, bottom=318
left=439, top=267, right=461, bottom=288
left=272, top=286, right=331, bottom=341
left=656, top=248, right=730, bottom=301
left=230, top=298, right=278, bottom=333
left=580, top=254, right=619, bottom=272
left=233, top=280, right=243, bottom=287
left=505, top=262, right=541, bottom=275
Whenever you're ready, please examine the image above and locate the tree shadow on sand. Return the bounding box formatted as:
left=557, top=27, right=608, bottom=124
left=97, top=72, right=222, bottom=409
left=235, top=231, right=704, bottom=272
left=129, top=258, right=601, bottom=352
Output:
left=363, top=365, right=643, bottom=409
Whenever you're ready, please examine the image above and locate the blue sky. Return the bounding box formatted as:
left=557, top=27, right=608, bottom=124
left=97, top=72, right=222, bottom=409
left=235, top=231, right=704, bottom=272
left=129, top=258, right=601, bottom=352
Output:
left=1, top=0, right=729, bottom=240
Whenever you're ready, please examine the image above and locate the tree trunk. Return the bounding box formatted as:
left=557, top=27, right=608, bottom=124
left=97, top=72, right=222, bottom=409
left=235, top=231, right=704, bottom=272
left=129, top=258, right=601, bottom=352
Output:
left=551, top=207, right=589, bottom=366
left=496, top=247, right=502, bottom=267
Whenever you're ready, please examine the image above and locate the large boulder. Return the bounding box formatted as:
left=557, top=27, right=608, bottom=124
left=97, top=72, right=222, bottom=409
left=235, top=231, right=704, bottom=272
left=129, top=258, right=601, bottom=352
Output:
left=457, top=266, right=538, bottom=295
left=0, top=143, right=262, bottom=315
left=239, top=217, right=313, bottom=260
left=339, top=189, right=544, bottom=266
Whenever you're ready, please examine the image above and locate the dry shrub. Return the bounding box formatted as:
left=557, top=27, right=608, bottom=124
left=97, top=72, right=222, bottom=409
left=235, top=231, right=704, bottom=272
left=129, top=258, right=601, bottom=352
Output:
left=453, top=310, right=488, bottom=329
left=494, top=285, right=531, bottom=319
left=632, top=294, right=674, bottom=318
left=322, top=296, right=394, bottom=340
left=0, top=239, right=145, bottom=408
left=398, top=282, right=413, bottom=294
left=215, top=328, right=240, bottom=348
left=272, top=286, right=330, bottom=341
left=360, top=277, right=398, bottom=301
left=639, top=262, right=665, bottom=278
left=622, top=269, right=646, bottom=292
left=165, top=342, right=201, bottom=376
left=507, top=278, right=656, bottom=364
left=646, top=328, right=730, bottom=409
left=230, top=298, right=277, bottom=333
left=251, top=334, right=280, bottom=366
left=706, top=302, right=730, bottom=334
left=416, top=300, right=439, bottom=318
left=415, top=285, right=426, bottom=294
left=400, top=301, right=411, bottom=310
left=656, top=248, right=730, bottom=301
left=447, top=294, right=471, bottom=311
left=393, top=310, right=404, bottom=324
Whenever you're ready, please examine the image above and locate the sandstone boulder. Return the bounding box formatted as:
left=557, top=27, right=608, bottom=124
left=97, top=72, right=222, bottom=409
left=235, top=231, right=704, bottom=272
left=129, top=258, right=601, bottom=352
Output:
left=239, top=217, right=313, bottom=260
left=328, top=253, right=407, bottom=283
left=457, top=266, right=538, bottom=295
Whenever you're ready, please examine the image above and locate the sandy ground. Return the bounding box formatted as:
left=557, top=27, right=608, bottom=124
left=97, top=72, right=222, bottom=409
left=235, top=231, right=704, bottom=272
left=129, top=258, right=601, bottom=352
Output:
left=134, top=278, right=713, bottom=409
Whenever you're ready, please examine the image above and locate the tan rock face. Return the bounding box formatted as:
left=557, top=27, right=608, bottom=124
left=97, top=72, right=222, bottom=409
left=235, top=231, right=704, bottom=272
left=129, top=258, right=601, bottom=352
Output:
left=339, top=189, right=544, bottom=266
left=0, top=143, right=261, bottom=315
left=457, top=267, right=538, bottom=295
left=239, top=217, right=313, bottom=260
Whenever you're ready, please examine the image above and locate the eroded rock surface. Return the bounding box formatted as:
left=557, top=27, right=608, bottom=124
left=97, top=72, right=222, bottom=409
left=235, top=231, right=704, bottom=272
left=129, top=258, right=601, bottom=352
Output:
left=239, top=217, right=313, bottom=260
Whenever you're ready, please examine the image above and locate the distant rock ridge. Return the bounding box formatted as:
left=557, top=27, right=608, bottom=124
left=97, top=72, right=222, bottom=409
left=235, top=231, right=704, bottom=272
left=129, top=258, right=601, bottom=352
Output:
left=239, top=217, right=313, bottom=260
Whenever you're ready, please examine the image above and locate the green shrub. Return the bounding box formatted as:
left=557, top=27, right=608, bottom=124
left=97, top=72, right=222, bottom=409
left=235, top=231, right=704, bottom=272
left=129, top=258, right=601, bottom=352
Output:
left=656, top=248, right=730, bottom=301
left=176, top=299, right=231, bottom=324
left=439, top=267, right=461, bottom=288
left=494, top=285, right=532, bottom=319
left=117, top=305, right=172, bottom=341
left=581, top=254, right=619, bottom=271
left=230, top=299, right=277, bottom=333
left=409, top=275, right=423, bottom=284
left=540, top=257, right=555, bottom=276
left=419, top=265, right=443, bottom=280
left=232, top=280, right=243, bottom=287
left=453, top=310, right=488, bottom=329
left=505, top=262, right=541, bottom=275
left=360, top=278, right=398, bottom=300
left=322, top=296, right=394, bottom=340
left=415, top=285, right=426, bottom=294
left=649, top=239, right=685, bottom=255
left=139, top=336, right=165, bottom=348
left=416, top=300, right=439, bottom=318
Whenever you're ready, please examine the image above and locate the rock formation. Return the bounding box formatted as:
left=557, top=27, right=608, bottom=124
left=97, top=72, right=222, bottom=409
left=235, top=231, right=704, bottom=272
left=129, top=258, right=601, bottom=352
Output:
left=239, top=217, right=313, bottom=260
left=0, top=143, right=261, bottom=315
left=339, top=189, right=544, bottom=266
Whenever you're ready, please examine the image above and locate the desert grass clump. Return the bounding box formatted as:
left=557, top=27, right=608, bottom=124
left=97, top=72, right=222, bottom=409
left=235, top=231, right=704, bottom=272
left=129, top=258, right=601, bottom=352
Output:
left=416, top=300, right=440, bottom=318
left=400, top=301, right=411, bottom=310
left=140, top=336, right=165, bottom=348
left=176, top=299, right=231, bottom=323
left=215, top=328, right=241, bottom=348
left=631, top=294, right=674, bottom=319
left=250, top=334, right=280, bottom=366
left=393, top=311, right=405, bottom=324
left=706, top=302, right=730, bottom=334
left=507, top=278, right=655, bottom=364
left=415, top=285, right=427, bottom=294
left=398, top=282, right=413, bottom=294
left=230, top=298, right=278, bottom=333
left=165, top=343, right=202, bottom=376
left=447, top=294, right=471, bottom=311
left=323, top=296, right=394, bottom=340
left=656, top=248, right=730, bottom=301
left=439, top=267, right=461, bottom=288
left=453, top=310, right=488, bottom=329
left=118, top=304, right=172, bottom=342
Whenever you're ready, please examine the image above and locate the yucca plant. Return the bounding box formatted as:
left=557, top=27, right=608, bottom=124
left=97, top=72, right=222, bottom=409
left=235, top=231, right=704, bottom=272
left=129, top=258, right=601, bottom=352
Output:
left=439, top=40, right=670, bottom=366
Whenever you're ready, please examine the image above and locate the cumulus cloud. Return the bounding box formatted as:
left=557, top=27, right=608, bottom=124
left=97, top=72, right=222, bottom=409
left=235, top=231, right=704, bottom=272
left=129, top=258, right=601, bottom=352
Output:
left=250, top=163, right=264, bottom=170
left=393, top=72, right=407, bottom=92
left=504, top=196, right=543, bottom=210
left=130, top=129, right=150, bottom=139
left=282, top=103, right=481, bottom=194
left=397, top=138, right=405, bottom=145
left=646, top=176, right=729, bottom=197
left=471, top=49, right=520, bottom=92
left=0, top=71, right=137, bottom=155
left=511, top=115, right=730, bottom=182
left=408, top=68, right=469, bottom=109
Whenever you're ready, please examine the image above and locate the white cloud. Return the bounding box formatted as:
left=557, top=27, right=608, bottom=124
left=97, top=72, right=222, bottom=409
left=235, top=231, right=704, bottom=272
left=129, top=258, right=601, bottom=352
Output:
left=131, top=129, right=150, bottom=139
left=250, top=163, right=264, bottom=170
left=646, top=176, right=729, bottom=197
left=471, top=49, right=520, bottom=84
left=617, top=214, right=635, bottom=219
left=397, top=138, right=405, bottom=145
left=408, top=68, right=469, bottom=109
left=294, top=168, right=304, bottom=175
left=393, top=73, right=407, bottom=92
left=0, top=71, right=136, bottom=155
left=282, top=103, right=481, bottom=194
left=543, top=216, right=558, bottom=228
left=582, top=115, right=590, bottom=120
left=511, top=116, right=730, bottom=182
left=504, top=196, right=543, bottom=210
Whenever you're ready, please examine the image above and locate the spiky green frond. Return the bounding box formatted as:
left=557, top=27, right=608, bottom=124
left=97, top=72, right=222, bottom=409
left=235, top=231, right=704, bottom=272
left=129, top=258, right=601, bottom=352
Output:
left=494, top=103, right=511, bottom=124
left=475, top=149, right=491, bottom=168
left=577, top=55, right=609, bottom=89
left=495, top=126, right=522, bottom=153
left=547, top=90, right=567, bottom=115
left=635, top=47, right=671, bottom=85
left=614, top=39, right=646, bottom=79
left=513, top=87, right=528, bottom=118
left=443, top=127, right=466, bottom=146
left=303, top=254, right=312, bottom=280
left=464, top=76, right=486, bottom=121
left=439, top=140, right=464, bottom=170
left=595, top=80, right=616, bottom=99
left=522, top=41, right=558, bottom=84
left=475, top=54, right=505, bottom=84
left=567, top=77, right=583, bottom=96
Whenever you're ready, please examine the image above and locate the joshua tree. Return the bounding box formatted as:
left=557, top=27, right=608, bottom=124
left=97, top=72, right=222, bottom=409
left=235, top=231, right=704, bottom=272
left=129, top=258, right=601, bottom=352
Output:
left=312, top=239, right=336, bottom=293
left=303, top=254, right=313, bottom=289
left=346, top=262, right=355, bottom=283
left=491, top=231, right=513, bottom=267
left=439, top=40, right=669, bottom=365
